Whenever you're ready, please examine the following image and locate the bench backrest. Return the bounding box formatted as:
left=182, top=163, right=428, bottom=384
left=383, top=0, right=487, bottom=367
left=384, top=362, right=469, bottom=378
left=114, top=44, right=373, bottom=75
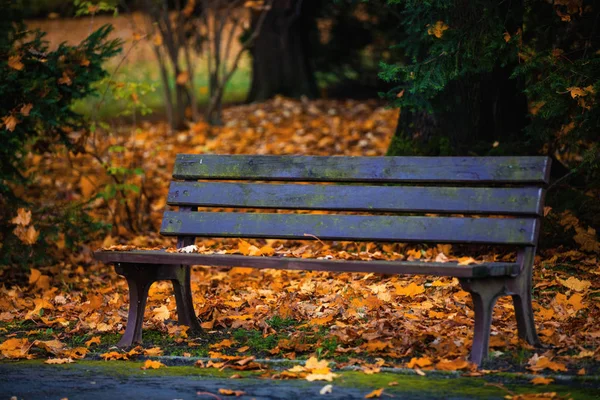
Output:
left=162, top=155, right=550, bottom=246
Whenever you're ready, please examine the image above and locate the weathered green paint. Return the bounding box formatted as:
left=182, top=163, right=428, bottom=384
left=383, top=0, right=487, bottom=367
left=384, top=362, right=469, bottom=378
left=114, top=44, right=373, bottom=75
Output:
left=160, top=211, right=538, bottom=245
left=167, top=182, right=544, bottom=215
left=173, top=154, right=551, bottom=183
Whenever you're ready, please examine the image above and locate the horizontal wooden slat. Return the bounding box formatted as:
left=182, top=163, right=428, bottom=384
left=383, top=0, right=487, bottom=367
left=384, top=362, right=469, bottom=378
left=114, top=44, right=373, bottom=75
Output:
left=160, top=211, right=538, bottom=245
left=173, top=154, right=551, bottom=184
left=167, top=181, right=544, bottom=215
left=94, top=250, right=520, bottom=278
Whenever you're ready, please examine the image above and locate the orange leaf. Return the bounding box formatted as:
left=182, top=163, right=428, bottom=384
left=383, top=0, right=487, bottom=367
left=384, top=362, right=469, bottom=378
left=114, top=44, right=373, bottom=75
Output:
left=394, top=282, right=425, bottom=297
left=85, top=336, right=101, bottom=347
left=435, top=358, right=470, bottom=371
left=531, top=377, right=554, bottom=385
left=218, top=388, right=245, bottom=396
left=141, top=359, right=166, bottom=370
left=2, top=115, right=18, bottom=132
left=407, top=357, right=432, bottom=368
left=8, top=55, right=24, bottom=70
left=45, top=357, right=74, bottom=364
left=427, top=21, right=449, bottom=38
left=29, top=268, right=42, bottom=285
left=176, top=71, right=189, bottom=86
left=365, top=388, right=384, bottom=398
left=20, top=103, right=33, bottom=116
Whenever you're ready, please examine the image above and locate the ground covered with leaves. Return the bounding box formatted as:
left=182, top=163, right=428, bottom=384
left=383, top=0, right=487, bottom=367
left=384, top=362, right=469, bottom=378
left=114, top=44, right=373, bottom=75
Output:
left=1, top=98, right=599, bottom=396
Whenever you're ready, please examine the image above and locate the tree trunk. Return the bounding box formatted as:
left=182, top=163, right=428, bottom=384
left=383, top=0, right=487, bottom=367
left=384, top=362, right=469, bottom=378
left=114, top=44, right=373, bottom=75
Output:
left=246, top=0, right=318, bottom=102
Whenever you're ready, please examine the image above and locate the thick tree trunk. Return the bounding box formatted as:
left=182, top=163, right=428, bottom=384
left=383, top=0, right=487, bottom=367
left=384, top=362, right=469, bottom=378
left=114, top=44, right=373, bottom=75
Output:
left=388, top=68, right=529, bottom=156
left=246, top=0, right=318, bottom=102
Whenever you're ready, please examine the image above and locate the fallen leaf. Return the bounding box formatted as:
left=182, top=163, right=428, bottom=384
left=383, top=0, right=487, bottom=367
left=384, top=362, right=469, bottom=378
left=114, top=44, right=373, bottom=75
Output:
left=152, top=305, right=171, bottom=321
left=45, top=358, right=74, bottom=364
left=141, top=359, right=166, bottom=370
left=531, top=377, right=554, bottom=385
left=85, top=336, right=101, bottom=347
left=218, top=388, right=245, bottom=396
left=557, top=277, right=591, bottom=292
left=395, top=282, right=425, bottom=297
left=365, top=388, right=384, bottom=398
left=320, top=384, right=333, bottom=394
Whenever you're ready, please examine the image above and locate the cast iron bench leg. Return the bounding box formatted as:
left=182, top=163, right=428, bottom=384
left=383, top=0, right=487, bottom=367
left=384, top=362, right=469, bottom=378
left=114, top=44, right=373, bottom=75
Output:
left=170, top=265, right=202, bottom=332
left=114, top=263, right=201, bottom=347
left=115, top=264, right=155, bottom=347
left=510, top=248, right=541, bottom=346
left=459, top=277, right=505, bottom=366
left=460, top=248, right=542, bottom=365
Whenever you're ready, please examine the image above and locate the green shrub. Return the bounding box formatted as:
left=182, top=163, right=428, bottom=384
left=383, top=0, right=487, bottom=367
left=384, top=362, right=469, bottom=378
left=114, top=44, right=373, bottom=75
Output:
left=0, top=1, right=122, bottom=267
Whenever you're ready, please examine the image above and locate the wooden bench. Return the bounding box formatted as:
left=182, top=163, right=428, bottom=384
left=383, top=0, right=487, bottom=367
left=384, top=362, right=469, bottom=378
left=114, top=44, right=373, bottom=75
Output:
left=95, top=154, right=551, bottom=365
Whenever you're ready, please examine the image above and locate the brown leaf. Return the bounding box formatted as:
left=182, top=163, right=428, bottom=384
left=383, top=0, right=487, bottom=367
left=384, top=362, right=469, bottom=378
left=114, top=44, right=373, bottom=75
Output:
left=8, top=55, right=24, bottom=70
left=20, top=104, right=33, bottom=116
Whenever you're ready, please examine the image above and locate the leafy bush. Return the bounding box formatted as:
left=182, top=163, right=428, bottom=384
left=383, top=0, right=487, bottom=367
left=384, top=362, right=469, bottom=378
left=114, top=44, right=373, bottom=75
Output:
left=0, top=1, right=122, bottom=267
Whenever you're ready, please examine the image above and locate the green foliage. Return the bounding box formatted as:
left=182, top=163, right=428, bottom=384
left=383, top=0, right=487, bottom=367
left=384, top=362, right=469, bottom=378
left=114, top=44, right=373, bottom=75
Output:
left=380, top=0, right=599, bottom=182
left=0, top=0, right=122, bottom=267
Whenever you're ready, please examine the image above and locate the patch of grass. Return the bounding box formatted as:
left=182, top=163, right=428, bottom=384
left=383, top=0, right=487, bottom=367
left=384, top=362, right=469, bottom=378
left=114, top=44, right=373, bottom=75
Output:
left=72, top=59, right=251, bottom=121
left=265, top=316, right=298, bottom=330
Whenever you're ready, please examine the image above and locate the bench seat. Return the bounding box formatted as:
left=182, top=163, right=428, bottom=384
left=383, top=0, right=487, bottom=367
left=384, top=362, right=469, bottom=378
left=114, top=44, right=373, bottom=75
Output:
left=96, top=250, right=521, bottom=278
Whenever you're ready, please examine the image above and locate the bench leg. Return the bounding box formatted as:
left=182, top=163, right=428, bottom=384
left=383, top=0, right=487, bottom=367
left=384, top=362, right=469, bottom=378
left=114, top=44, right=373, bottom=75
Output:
left=171, top=265, right=202, bottom=333
left=510, top=248, right=541, bottom=346
left=116, top=267, right=155, bottom=347
left=459, top=278, right=505, bottom=366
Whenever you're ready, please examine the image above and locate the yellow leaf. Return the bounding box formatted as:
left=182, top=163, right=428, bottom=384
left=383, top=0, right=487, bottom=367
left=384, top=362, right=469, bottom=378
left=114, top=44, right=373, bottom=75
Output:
left=143, top=347, right=163, bottom=356
left=3, top=115, right=18, bottom=131
left=20, top=103, right=33, bottom=116
left=557, top=277, right=591, bottom=292
left=531, top=377, right=554, bottom=385
left=153, top=33, right=163, bottom=46
left=45, top=357, right=74, bottom=364
left=306, top=372, right=338, bottom=382
left=427, top=21, right=449, bottom=38
left=365, top=388, right=384, bottom=398
left=141, top=359, right=166, bottom=370
left=394, top=282, right=425, bottom=297
left=260, top=244, right=275, bottom=256
left=8, top=55, right=24, bottom=70
left=152, top=305, right=171, bottom=322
